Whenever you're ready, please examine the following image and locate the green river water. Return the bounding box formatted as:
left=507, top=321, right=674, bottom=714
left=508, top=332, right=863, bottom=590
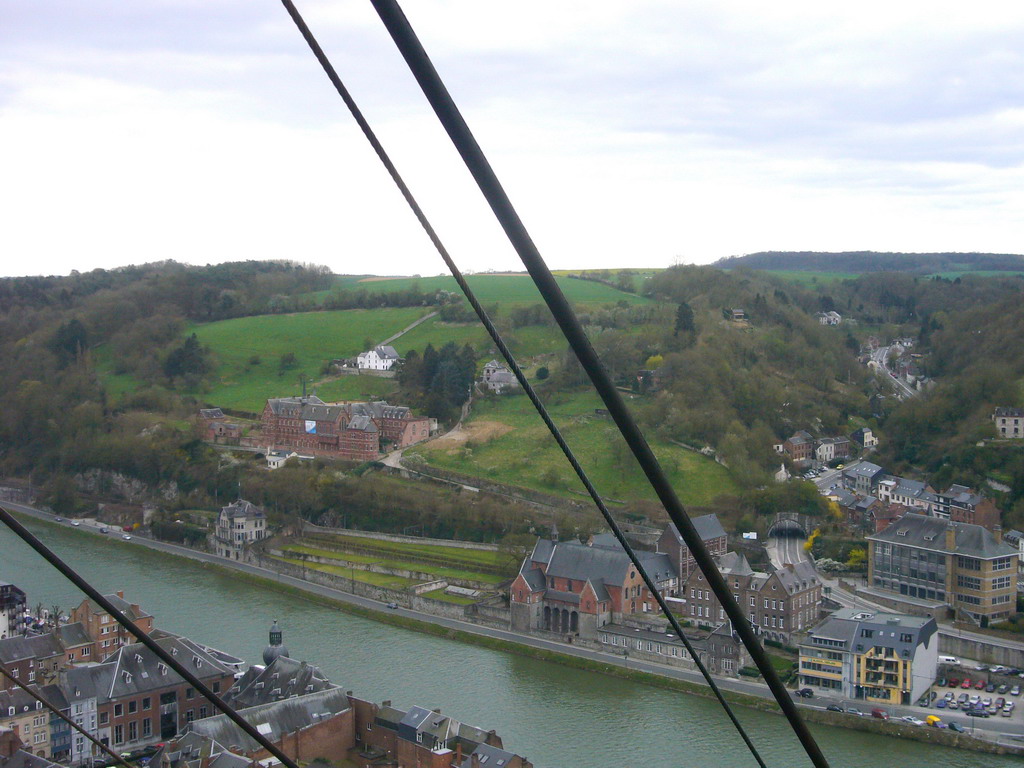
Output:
left=2, top=519, right=1019, bottom=768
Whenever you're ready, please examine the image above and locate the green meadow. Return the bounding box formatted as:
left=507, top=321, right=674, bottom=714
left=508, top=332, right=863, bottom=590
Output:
left=409, top=391, right=738, bottom=507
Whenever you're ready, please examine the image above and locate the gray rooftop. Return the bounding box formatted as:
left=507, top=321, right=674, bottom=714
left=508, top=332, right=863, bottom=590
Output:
left=869, top=513, right=1016, bottom=559
left=0, top=633, right=63, bottom=665
left=664, top=514, right=727, bottom=547
left=226, top=656, right=334, bottom=709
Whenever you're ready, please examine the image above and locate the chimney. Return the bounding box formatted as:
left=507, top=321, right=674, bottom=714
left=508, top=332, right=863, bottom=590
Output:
left=946, top=525, right=956, bottom=552
left=455, top=742, right=462, bottom=766
left=994, top=525, right=1003, bottom=543
left=0, top=728, right=23, bottom=759
left=117, top=590, right=125, bottom=599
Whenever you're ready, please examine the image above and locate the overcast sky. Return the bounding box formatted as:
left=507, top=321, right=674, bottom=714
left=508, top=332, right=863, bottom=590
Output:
left=4, top=1, right=1023, bottom=278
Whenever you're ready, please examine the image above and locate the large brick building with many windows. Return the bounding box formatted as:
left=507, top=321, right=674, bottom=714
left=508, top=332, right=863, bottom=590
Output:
left=259, top=396, right=429, bottom=461
left=867, top=513, right=1018, bottom=623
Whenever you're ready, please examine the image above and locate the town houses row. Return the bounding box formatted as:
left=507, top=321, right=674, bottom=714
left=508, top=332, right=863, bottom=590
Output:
left=0, top=590, right=531, bottom=768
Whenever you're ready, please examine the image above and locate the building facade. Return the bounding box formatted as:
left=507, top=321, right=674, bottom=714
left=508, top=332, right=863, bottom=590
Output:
left=867, top=513, right=1018, bottom=623
left=0, top=584, right=26, bottom=640
left=656, top=515, right=728, bottom=582
left=993, top=407, right=1024, bottom=438
left=798, top=609, right=938, bottom=706
left=356, top=345, right=400, bottom=371
left=70, top=592, right=154, bottom=658
left=211, top=499, right=268, bottom=560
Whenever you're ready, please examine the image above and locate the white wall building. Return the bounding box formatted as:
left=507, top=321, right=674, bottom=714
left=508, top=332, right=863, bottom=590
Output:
left=212, top=499, right=268, bottom=560
left=356, top=345, right=400, bottom=371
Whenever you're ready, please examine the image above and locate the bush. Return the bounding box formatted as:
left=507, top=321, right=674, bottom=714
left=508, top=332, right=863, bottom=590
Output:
left=738, top=666, right=761, bottom=677
left=536, top=366, right=550, bottom=380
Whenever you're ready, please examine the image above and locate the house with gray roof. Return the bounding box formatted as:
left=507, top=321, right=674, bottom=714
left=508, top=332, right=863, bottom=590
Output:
left=481, top=360, right=519, bottom=394
left=656, top=514, right=728, bottom=580
left=212, top=499, right=268, bottom=561
left=798, top=608, right=937, bottom=706
left=867, top=513, right=1018, bottom=623
left=841, top=461, right=885, bottom=495
left=224, top=656, right=334, bottom=709
left=510, top=534, right=681, bottom=641
left=0, top=728, right=62, bottom=768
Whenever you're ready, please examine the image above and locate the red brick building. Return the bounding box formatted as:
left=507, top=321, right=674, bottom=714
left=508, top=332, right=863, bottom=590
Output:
left=656, top=514, right=728, bottom=581
left=70, top=592, right=154, bottom=658
left=259, top=396, right=429, bottom=461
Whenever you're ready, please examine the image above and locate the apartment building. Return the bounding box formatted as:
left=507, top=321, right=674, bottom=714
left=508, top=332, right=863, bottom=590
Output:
left=798, top=609, right=937, bottom=706
left=867, top=513, right=1018, bottom=623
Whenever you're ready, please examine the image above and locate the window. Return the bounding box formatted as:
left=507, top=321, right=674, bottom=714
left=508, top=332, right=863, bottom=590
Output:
left=114, top=726, right=123, bottom=745
left=749, top=596, right=755, bottom=607
left=99, top=712, right=109, bottom=725
left=861, top=629, right=873, bottom=639
left=993, top=557, right=1013, bottom=572
left=128, top=721, right=137, bottom=741
left=213, top=682, right=220, bottom=694
left=186, top=710, right=194, bottom=723
left=186, top=687, right=195, bottom=700
left=114, top=704, right=123, bottom=717
left=993, top=576, right=1012, bottom=591
left=142, top=698, right=151, bottom=710
left=142, top=719, right=151, bottom=738
left=764, top=599, right=769, bottom=609
left=200, top=706, right=208, bottom=718
left=128, top=701, right=137, bottom=714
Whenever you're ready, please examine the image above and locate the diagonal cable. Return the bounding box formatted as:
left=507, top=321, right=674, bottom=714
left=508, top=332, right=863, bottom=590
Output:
left=358, top=2, right=831, bottom=766
left=0, top=507, right=302, bottom=768
left=280, top=3, right=769, bottom=765
left=0, top=660, right=136, bottom=768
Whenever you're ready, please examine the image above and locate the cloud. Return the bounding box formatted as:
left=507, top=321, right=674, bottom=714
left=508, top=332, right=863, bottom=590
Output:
left=1, top=0, right=1022, bottom=277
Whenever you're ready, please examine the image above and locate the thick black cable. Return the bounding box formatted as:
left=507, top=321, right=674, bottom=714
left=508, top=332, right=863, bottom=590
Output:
left=279, top=4, right=768, bottom=766
left=0, top=507, right=302, bottom=768
left=0, top=660, right=136, bottom=768
left=359, top=3, right=831, bottom=767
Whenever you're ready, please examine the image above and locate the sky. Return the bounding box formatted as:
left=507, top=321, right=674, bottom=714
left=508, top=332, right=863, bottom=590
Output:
left=3, top=1, right=1024, bottom=278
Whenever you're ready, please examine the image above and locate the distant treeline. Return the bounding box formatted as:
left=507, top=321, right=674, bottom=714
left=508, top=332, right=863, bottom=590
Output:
left=714, top=251, right=1024, bottom=274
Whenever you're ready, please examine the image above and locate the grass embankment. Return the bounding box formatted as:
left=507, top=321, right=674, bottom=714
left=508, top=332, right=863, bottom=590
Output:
left=302, top=533, right=510, bottom=573
left=410, top=391, right=738, bottom=507
left=271, top=555, right=418, bottom=589
left=281, top=543, right=507, bottom=585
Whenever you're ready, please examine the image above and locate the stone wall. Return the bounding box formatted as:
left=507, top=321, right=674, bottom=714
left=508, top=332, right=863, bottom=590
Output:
left=387, top=463, right=585, bottom=511
left=938, top=630, right=1024, bottom=668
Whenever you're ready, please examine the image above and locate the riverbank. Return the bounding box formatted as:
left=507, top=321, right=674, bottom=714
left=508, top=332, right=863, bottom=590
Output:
left=7, top=506, right=1024, bottom=757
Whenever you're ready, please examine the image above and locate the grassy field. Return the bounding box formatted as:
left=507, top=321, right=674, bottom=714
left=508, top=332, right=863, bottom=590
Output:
left=303, top=533, right=509, bottom=572
left=409, top=391, right=738, bottom=507
left=273, top=556, right=418, bottom=589
left=336, top=273, right=650, bottom=306
left=281, top=543, right=507, bottom=585
left=188, top=308, right=426, bottom=411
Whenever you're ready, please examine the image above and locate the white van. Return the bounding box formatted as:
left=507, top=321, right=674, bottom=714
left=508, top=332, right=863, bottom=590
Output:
left=939, top=655, right=961, bottom=666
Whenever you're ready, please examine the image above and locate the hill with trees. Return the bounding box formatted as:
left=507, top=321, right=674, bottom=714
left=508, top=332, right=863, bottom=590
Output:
left=713, top=251, right=1024, bottom=275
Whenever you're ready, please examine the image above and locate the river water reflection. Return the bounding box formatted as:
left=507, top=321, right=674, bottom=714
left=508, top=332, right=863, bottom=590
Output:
left=2, top=520, right=1019, bottom=768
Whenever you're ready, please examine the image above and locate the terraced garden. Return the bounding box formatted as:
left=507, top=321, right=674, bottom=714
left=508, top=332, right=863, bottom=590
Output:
left=280, top=543, right=508, bottom=585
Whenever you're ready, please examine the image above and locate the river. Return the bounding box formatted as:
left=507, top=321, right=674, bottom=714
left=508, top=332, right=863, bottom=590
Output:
left=2, top=519, right=1019, bottom=768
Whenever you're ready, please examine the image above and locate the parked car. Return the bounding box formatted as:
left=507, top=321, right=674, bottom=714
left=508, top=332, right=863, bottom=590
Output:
left=1005, top=701, right=1016, bottom=712
left=99, top=528, right=108, bottom=534
left=996, top=697, right=1006, bottom=709
left=937, top=677, right=947, bottom=687
left=386, top=602, right=399, bottom=610
left=957, top=692, right=970, bottom=704
left=871, top=708, right=889, bottom=720
left=998, top=684, right=1010, bottom=695
left=982, top=697, right=992, bottom=708
left=947, top=701, right=959, bottom=710
left=1012, top=685, right=1021, bottom=696
left=986, top=682, right=997, bottom=693
left=846, top=708, right=865, bottom=717
left=1002, top=708, right=1013, bottom=717
left=991, top=665, right=1010, bottom=675
left=122, top=534, right=132, bottom=541
left=826, top=705, right=844, bottom=712
left=948, top=677, right=960, bottom=688
left=795, top=688, right=814, bottom=698
left=966, top=709, right=990, bottom=718
left=901, top=716, right=925, bottom=726
left=975, top=679, right=986, bottom=690
left=54, top=517, right=63, bottom=522
left=961, top=678, right=972, bottom=688
left=935, top=699, right=947, bottom=709
left=71, top=521, right=81, bottom=526
left=949, top=722, right=965, bottom=733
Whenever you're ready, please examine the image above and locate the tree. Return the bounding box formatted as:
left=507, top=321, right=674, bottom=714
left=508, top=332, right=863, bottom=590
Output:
left=50, top=318, right=89, bottom=367
left=536, top=366, right=549, bottom=380
left=674, top=302, right=695, bottom=336
left=164, top=334, right=209, bottom=380
left=278, top=351, right=298, bottom=374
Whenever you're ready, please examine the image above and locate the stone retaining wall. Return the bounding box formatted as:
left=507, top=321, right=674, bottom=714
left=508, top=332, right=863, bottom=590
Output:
left=300, top=520, right=499, bottom=551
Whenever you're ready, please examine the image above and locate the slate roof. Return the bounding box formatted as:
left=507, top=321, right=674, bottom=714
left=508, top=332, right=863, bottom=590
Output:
left=773, top=561, right=821, bottom=594
left=62, top=665, right=108, bottom=704
left=225, top=656, right=334, bottom=709
left=0, top=686, right=44, bottom=715
left=374, top=345, right=399, bottom=360
left=55, top=623, right=91, bottom=648
left=0, top=633, right=63, bottom=665
left=517, top=564, right=546, bottom=592
left=458, top=743, right=519, bottom=768
left=529, top=538, right=554, bottom=566
left=266, top=396, right=345, bottom=422
left=220, top=500, right=265, bottom=522
left=99, top=636, right=235, bottom=701
left=545, top=542, right=632, bottom=587
left=1003, top=529, right=1024, bottom=547
left=663, top=513, right=727, bottom=546
left=199, top=409, right=225, bottom=420
left=844, top=462, right=884, bottom=480
left=78, top=594, right=153, bottom=623
left=187, top=687, right=351, bottom=754
left=346, top=414, right=378, bottom=433
left=994, top=407, right=1024, bottom=418
left=152, top=730, right=253, bottom=768
left=830, top=488, right=858, bottom=507
left=349, top=401, right=411, bottom=421
left=717, top=552, right=754, bottom=577
left=0, top=744, right=61, bottom=768
left=869, top=513, right=1016, bottom=559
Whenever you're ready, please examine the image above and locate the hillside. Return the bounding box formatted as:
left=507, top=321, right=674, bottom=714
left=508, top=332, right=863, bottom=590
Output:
left=714, top=251, right=1024, bottom=276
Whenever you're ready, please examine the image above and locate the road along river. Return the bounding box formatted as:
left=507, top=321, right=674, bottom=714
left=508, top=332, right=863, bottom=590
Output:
left=2, top=518, right=1020, bottom=768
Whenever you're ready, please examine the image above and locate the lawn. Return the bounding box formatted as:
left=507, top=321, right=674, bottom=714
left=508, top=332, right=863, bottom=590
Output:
left=281, top=543, right=507, bottom=585
left=190, top=307, right=426, bottom=411
left=409, top=391, right=738, bottom=507
left=420, top=587, right=476, bottom=605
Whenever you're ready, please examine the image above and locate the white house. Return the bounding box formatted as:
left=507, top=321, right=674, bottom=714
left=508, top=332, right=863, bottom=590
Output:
left=815, top=311, right=842, bottom=326
left=357, top=345, right=400, bottom=371
left=993, top=407, right=1024, bottom=438
left=212, top=499, right=268, bottom=560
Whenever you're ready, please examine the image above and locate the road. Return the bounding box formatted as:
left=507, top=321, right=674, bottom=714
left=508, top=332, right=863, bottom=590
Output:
left=870, top=345, right=918, bottom=400
left=5, top=500, right=1024, bottom=743
left=765, top=532, right=813, bottom=570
